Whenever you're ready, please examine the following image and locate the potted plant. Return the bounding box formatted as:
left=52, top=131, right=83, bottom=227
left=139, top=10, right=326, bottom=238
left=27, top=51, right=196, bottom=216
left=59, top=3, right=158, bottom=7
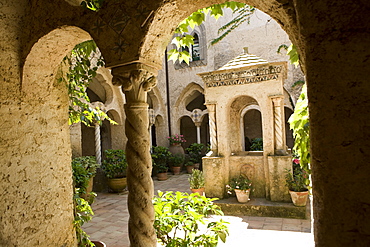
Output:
left=101, top=149, right=128, bottom=193
left=184, top=161, right=195, bottom=174
left=189, top=169, right=205, bottom=196
left=285, top=158, right=309, bottom=206
left=72, top=156, right=99, bottom=200
left=250, top=138, right=263, bottom=151
left=152, top=146, right=171, bottom=181
left=168, top=153, right=185, bottom=175
left=227, top=175, right=252, bottom=203
left=167, top=134, right=186, bottom=158
left=153, top=191, right=229, bottom=246
left=186, top=143, right=205, bottom=170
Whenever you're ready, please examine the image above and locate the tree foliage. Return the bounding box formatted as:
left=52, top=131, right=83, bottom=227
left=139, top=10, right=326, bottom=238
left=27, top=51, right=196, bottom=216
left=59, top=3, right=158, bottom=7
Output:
left=168, top=2, right=246, bottom=64
left=153, top=191, right=229, bottom=247
left=288, top=85, right=310, bottom=173
left=210, top=5, right=255, bottom=45
left=277, top=44, right=300, bottom=67
left=59, top=40, right=115, bottom=126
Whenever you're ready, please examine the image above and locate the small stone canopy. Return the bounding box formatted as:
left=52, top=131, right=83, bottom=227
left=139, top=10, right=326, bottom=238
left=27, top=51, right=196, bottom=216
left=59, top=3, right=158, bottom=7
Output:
left=198, top=50, right=291, bottom=202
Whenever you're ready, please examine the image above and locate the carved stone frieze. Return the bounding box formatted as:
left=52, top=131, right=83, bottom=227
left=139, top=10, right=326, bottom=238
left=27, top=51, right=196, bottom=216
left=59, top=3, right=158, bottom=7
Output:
left=200, top=65, right=282, bottom=87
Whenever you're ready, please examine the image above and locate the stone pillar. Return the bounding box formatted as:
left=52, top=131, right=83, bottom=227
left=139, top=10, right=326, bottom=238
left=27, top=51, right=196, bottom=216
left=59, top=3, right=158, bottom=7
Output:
left=94, top=122, right=101, bottom=165
left=270, top=96, right=286, bottom=155
left=205, top=103, right=218, bottom=155
left=191, top=109, right=203, bottom=144
left=148, top=109, right=155, bottom=148
left=195, top=123, right=201, bottom=144
left=112, top=63, right=157, bottom=247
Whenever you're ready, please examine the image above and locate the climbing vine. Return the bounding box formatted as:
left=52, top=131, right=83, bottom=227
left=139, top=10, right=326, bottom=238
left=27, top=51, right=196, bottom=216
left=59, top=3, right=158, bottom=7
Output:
left=59, top=40, right=115, bottom=126
left=168, top=2, right=246, bottom=64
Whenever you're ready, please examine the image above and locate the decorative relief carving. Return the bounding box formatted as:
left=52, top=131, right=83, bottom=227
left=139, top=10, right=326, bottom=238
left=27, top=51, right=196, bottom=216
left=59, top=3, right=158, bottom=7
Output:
left=200, top=65, right=282, bottom=87
left=240, top=164, right=254, bottom=180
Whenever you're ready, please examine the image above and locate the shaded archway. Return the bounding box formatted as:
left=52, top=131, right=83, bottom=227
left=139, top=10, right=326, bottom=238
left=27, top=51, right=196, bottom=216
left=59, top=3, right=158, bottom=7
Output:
left=16, top=26, right=92, bottom=245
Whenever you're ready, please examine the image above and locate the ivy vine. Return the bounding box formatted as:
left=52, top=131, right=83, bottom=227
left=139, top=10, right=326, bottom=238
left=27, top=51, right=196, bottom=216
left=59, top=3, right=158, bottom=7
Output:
left=58, top=40, right=115, bottom=127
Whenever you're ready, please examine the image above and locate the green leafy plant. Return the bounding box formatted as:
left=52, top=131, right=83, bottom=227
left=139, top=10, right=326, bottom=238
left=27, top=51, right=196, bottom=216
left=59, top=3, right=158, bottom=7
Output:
left=81, top=0, right=104, bottom=11
left=184, top=161, right=195, bottom=167
left=169, top=153, right=185, bottom=167
left=211, top=5, right=255, bottom=45
left=168, top=2, right=246, bottom=64
left=249, top=138, right=263, bottom=151
left=189, top=169, right=205, bottom=189
left=285, top=159, right=309, bottom=192
left=227, top=175, right=252, bottom=193
left=186, top=143, right=205, bottom=164
left=101, top=149, right=128, bottom=179
left=289, top=85, right=310, bottom=173
left=277, top=44, right=300, bottom=67
left=72, top=156, right=99, bottom=195
left=152, top=146, right=171, bottom=173
left=153, top=191, right=229, bottom=247
left=59, top=40, right=115, bottom=127
left=73, top=191, right=95, bottom=247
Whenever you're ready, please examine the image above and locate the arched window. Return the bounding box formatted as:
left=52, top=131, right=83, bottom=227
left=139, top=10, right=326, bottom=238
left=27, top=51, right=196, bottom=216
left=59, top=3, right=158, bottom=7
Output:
left=191, top=33, right=201, bottom=61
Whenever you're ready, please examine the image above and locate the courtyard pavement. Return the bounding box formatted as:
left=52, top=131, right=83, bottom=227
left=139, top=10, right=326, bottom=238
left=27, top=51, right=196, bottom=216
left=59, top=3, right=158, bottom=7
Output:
left=84, top=173, right=314, bottom=247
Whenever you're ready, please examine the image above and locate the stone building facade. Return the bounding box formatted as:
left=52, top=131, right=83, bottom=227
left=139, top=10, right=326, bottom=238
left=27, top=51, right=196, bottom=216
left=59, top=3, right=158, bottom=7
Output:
left=1, top=1, right=370, bottom=246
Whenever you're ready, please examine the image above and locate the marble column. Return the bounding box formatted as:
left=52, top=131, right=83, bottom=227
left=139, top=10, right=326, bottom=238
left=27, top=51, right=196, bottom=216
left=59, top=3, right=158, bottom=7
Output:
left=148, top=108, right=155, bottom=148
left=205, top=103, right=218, bottom=155
left=94, top=122, right=102, bottom=165
left=112, top=63, right=157, bottom=247
left=271, top=96, right=286, bottom=155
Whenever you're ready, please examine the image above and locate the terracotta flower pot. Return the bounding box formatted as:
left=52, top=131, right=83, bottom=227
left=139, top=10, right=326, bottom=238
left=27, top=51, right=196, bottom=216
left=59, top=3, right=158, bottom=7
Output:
left=190, top=187, right=205, bottom=196
left=234, top=189, right=250, bottom=203
left=172, top=166, right=181, bottom=175
left=289, top=190, right=309, bottom=206
left=91, top=241, right=106, bottom=247
left=157, top=172, right=168, bottom=181
left=186, top=165, right=195, bottom=174
left=107, top=177, right=127, bottom=193
left=169, top=143, right=185, bottom=158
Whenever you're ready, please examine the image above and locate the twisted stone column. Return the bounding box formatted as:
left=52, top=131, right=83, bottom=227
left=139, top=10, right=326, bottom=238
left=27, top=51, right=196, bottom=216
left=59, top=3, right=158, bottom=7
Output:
left=94, top=122, right=101, bottom=165
left=206, top=103, right=218, bottom=155
left=112, top=64, right=157, bottom=247
left=271, top=96, right=286, bottom=155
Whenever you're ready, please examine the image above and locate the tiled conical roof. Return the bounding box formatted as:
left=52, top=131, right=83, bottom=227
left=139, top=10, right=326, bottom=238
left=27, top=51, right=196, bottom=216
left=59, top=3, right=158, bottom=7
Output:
left=218, top=49, right=268, bottom=71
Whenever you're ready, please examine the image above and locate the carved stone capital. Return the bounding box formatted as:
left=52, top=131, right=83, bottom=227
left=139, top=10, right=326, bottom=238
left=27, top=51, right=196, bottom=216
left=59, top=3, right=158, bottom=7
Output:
left=112, top=63, right=158, bottom=104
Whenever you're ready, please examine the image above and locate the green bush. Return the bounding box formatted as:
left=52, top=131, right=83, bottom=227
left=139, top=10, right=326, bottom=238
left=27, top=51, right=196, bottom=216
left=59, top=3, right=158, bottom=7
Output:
left=250, top=138, right=263, bottom=151
left=72, top=156, right=99, bottom=194
left=153, top=191, right=229, bottom=247
left=189, top=169, right=205, bottom=189
left=152, top=146, right=171, bottom=173
left=168, top=153, right=185, bottom=167
left=186, top=143, right=205, bottom=164
left=101, top=149, right=127, bottom=178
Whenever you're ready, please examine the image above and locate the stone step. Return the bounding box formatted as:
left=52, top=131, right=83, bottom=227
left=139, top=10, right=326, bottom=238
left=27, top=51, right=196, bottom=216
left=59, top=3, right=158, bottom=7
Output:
left=214, top=197, right=310, bottom=219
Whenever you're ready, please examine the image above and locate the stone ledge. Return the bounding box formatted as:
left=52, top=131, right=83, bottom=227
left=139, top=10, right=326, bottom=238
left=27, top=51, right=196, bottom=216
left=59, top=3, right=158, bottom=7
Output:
left=214, top=197, right=309, bottom=219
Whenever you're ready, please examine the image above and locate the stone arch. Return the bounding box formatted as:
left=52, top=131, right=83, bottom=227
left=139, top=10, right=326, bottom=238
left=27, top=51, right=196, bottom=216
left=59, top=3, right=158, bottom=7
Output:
left=174, top=82, right=204, bottom=109
left=140, top=1, right=300, bottom=69
left=229, top=95, right=260, bottom=153
left=180, top=115, right=196, bottom=149
left=20, top=25, right=92, bottom=245
left=240, top=105, right=262, bottom=151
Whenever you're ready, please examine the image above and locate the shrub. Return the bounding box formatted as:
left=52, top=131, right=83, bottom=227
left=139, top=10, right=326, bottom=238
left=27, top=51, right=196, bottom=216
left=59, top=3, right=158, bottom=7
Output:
left=189, top=169, right=205, bottom=189
left=101, top=149, right=127, bottom=178
left=72, top=156, right=99, bottom=194
left=153, top=191, right=229, bottom=247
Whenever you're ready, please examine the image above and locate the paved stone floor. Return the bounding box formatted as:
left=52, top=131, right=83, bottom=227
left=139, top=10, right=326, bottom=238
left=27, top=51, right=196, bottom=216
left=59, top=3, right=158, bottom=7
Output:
left=84, top=173, right=314, bottom=247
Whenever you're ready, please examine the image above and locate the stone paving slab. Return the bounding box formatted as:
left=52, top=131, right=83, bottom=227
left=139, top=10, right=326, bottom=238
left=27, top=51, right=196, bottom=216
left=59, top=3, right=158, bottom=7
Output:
left=84, top=173, right=313, bottom=246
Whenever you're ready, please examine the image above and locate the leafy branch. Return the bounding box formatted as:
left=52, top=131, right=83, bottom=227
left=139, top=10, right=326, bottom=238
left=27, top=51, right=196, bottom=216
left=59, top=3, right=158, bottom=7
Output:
left=59, top=40, right=116, bottom=126
left=211, top=5, right=255, bottom=45
left=168, top=2, right=246, bottom=64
